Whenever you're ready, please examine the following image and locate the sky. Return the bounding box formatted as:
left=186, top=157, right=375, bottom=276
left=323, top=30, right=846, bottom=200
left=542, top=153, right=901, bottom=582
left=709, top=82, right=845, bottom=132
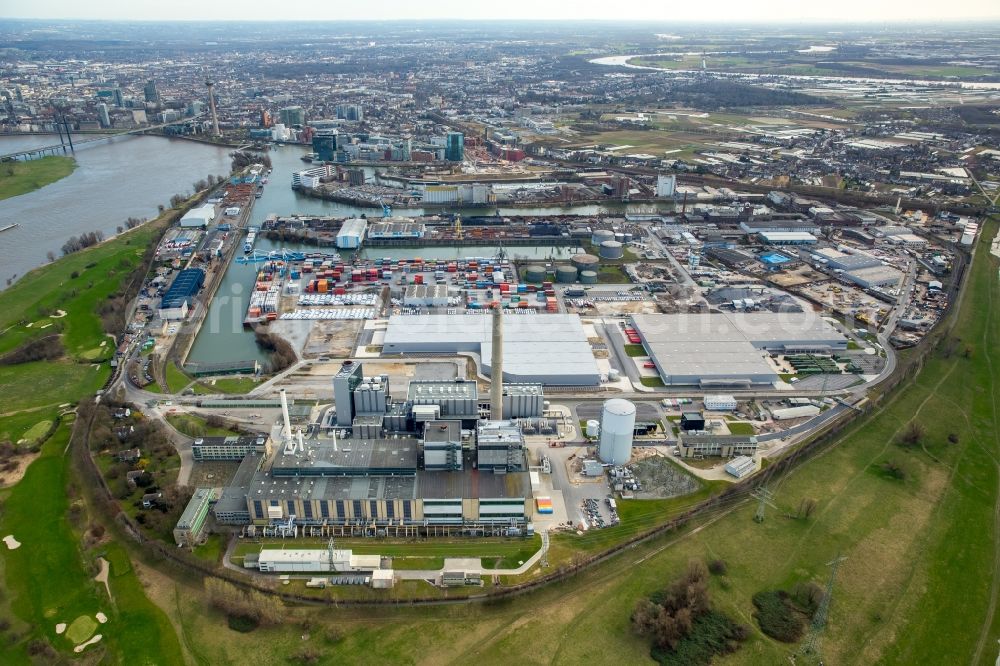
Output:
left=2, top=0, right=999, bottom=22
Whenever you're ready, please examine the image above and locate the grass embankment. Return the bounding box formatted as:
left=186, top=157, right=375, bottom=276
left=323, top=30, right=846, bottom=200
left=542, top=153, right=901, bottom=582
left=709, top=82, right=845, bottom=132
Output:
left=141, top=220, right=1000, bottom=665
left=0, top=156, right=75, bottom=200
left=164, top=362, right=192, bottom=393
left=0, top=219, right=167, bottom=447
left=165, top=413, right=239, bottom=438
left=0, top=422, right=184, bottom=662
left=234, top=536, right=542, bottom=571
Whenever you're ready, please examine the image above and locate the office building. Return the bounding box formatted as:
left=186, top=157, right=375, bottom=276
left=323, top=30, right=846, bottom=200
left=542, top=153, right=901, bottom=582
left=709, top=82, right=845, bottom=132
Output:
left=97, top=103, right=110, bottom=128
left=279, top=106, right=306, bottom=127
left=312, top=133, right=338, bottom=162
left=335, top=104, right=364, bottom=121
left=143, top=80, right=159, bottom=104
left=445, top=132, right=464, bottom=162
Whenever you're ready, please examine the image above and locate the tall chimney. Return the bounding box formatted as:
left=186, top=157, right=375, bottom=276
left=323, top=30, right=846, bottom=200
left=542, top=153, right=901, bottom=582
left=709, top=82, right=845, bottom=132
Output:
left=279, top=389, right=292, bottom=441
left=490, top=304, right=504, bottom=420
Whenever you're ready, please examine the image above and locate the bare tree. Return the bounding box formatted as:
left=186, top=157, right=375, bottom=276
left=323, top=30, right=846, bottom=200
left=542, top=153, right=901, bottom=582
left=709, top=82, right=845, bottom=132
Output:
left=899, top=421, right=925, bottom=448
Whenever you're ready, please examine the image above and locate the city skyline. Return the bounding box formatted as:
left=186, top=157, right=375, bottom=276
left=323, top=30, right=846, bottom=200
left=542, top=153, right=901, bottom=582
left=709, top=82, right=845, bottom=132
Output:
left=3, top=0, right=1000, bottom=22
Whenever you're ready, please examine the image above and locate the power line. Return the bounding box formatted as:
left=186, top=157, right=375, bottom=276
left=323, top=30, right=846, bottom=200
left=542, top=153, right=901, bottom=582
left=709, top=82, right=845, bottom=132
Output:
left=799, top=552, right=848, bottom=658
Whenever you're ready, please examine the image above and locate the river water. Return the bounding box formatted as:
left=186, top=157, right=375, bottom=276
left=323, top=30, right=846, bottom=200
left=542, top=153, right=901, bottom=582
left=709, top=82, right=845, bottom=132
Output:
left=589, top=54, right=1000, bottom=90
left=0, top=134, right=234, bottom=288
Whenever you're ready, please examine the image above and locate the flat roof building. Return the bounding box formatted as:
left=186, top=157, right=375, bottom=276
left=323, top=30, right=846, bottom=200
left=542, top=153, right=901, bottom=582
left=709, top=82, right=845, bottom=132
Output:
left=844, top=266, right=903, bottom=289
left=382, top=314, right=601, bottom=385
left=759, top=231, right=818, bottom=245
left=192, top=435, right=270, bottom=461
left=173, top=488, right=216, bottom=547
left=679, top=434, right=759, bottom=459
left=631, top=313, right=847, bottom=387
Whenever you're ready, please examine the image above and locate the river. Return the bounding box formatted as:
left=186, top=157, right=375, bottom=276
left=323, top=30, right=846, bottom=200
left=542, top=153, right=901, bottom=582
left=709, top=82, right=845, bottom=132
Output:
left=589, top=54, right=1000, bottom=90
left=0, top=134, right=234, bottom=288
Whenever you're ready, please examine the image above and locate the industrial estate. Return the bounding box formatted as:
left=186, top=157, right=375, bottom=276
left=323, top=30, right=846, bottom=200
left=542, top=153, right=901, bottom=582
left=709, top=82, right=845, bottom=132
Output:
left=1, top=15, right=1000, bottom=666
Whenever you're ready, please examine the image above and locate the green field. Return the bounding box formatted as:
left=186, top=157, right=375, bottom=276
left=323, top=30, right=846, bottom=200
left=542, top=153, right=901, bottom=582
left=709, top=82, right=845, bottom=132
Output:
left=0, top=218, right=166, bottom=448
left=726, top=422, right=756, bottom=435
left=0, top=423, right=184, bottom=662
left=623, top=344, right=647, bottom=357
left=0, top=156, right=75, bottom=200
left=201, top=375, right=263, bottom=394
left=640, top=376, right=665, bottom=387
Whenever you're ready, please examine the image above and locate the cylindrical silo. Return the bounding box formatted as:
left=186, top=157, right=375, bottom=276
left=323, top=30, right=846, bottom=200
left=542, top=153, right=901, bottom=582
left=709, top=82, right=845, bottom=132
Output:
left=555, top=265, right=578, bottom=283
left=591, top=229, right=614, bottom=246
left=571, top=253, right=600, bottom=272
left=599, top=240, right=624, bottom=260
left=523, top=265, right=547, bottom=283
left=579, top=270, right=598, bottom=284
left=599, top=398, right=636, bottom=465
left=586, top=419, right=601, bottom=438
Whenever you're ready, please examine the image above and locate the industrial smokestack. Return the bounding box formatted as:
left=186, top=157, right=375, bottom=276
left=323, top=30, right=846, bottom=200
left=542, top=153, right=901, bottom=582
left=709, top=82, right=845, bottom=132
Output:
left=279, top=389, right=292, bottom=441
left=490, top=304, right=504, bottom=420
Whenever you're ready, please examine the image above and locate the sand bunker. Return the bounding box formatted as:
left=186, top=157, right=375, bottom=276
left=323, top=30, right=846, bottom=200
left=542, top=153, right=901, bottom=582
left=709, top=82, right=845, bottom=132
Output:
left=55, top=623, right=66, bottom=635
left=96, top=612, right=107, bottom=624
left=52, top=310, right=67, bottom=318
left=94, top=557, right=111, bottom=599
left=73, top=635, right=103, bottom=653
left=2, top=535, right=21, bottom=550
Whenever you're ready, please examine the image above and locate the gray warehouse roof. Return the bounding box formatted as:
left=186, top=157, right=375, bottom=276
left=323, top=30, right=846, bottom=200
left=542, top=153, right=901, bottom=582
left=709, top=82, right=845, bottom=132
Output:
left=383, top=314, right=600, bottom=385
left=631, top=313, right=847, bottom=386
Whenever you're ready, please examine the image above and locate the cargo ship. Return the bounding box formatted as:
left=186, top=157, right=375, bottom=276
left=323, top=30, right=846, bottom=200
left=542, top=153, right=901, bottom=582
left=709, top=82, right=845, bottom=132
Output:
left=243, top=227, right=258, bottom=254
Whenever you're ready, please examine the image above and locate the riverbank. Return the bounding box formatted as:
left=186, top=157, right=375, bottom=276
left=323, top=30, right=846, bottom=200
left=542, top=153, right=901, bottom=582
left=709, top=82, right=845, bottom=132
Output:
left=0, top=155, right=75, bottom=201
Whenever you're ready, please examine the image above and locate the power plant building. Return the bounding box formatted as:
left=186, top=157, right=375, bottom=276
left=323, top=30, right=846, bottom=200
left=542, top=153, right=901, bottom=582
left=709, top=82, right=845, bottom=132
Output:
left=382, top=314, right=600, bottom=385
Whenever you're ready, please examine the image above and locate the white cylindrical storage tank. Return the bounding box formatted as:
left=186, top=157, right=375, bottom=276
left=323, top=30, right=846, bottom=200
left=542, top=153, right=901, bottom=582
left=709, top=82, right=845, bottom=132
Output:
left=608, top=368, right=621, bottom=381
left=586, top=419, right=600, bottom=438
left=598, top=398, right=636, bottom=465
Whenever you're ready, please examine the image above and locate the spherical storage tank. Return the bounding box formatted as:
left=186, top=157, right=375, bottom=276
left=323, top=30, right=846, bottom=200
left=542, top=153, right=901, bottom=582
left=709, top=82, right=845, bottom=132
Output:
left=555, top=265, right=578, bottom=283
left=591, top=229, right=615, bottom=245
left=586, top=419, right=601, bottom=438
left=599, top=240, right=625, bottom=260
left=524, top=265, right=547, bottom=283
left=598, top=398, right=636, bottom=465
left=571, top=253, right=600, bottom=272
left=579, top=270, right=598, bottom=284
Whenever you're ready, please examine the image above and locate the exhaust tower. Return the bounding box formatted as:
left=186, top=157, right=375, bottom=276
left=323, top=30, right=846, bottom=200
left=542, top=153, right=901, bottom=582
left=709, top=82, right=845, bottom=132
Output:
left=490, top=304, right=504, bottom=420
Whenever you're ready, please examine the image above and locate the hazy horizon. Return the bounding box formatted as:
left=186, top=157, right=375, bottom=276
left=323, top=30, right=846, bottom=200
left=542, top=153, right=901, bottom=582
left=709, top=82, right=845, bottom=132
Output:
left=2, top=0, right=999, bottom=23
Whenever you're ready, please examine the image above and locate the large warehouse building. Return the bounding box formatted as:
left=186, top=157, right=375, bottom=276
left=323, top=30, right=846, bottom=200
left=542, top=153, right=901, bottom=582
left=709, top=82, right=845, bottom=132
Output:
left=631, top=312, right=847, bottom=387
left=382, top=314, right=601, bottom=385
